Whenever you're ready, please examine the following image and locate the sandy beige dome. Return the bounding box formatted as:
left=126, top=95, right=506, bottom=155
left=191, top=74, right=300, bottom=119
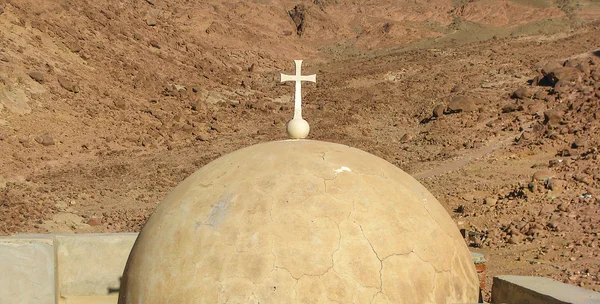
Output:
left=119, top=140, right=478, bottom=304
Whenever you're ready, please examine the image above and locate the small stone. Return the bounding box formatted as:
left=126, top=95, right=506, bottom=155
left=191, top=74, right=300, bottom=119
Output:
left=539, top=204, right=555, bottom=215
left=502, top=103, right=522, bottom=113
left=400, top=133, right=412, bottom=143
left=448, top=96, right=478, bottom=113
left=511, top=87, right=531, bottom=99
left=66, top=42, right=82, bottom=53
left=572, top=138, right=586, bottom=149
left=533, top=91, right=548, bottom=100
left=58, top=76, right=79, bottom=93
left=87, top=218, right=102, bottom=226
left=114, top=100, right=127, bottom=109
left=575, top=62, right=591, bottom=75
left=508, top=234, right=522, bottom=244
left=28, top=71, right=44, bottom=83
left=146, top=15, right=157, bottom=26
left=546, top=67, right=580, bottom=85
left=150, top=40, right=160, bottom=48
left=541, top=61, right=562, bottom=76
left=543, top=109, right=562, bottom=126
left=34, top=133, right=55, bottom=146
left=547, top=179, right=567, bottom=192
left=432, top=104, right=445, bottom=118
left=196, top=133, right=210, bottom=141
left=484, top=197, right=497, bottom=205
left=520, top=132, right=532, bottom=141
left=528, top=182, right=537, bottom=192
left=557, top=201, right=570, bottom=212
left=573, top=173, right=589, bottom=183
left=532, top=170, right=555, bottom=181
left=451, top=83, right=466, bottom=93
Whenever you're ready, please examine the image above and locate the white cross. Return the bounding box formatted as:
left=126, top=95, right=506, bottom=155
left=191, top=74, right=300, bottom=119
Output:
left=280, top=60, right=316, bottom=120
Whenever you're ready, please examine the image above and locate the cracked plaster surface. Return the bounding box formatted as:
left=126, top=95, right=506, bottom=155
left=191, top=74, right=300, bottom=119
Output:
left=119, top=140, right=478, bottom=304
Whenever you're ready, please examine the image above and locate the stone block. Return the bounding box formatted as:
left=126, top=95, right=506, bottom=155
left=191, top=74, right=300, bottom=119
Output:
left=60, top=295, right=119, bottom=304
left=55, top=234, right=137, bottom=300
left=492, top=275, right=600, bottom=304
left=0, top=236, right=55, bottom=304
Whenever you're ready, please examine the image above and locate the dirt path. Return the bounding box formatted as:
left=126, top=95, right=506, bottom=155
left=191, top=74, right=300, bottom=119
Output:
left=413, top=135, right=515, bottom=179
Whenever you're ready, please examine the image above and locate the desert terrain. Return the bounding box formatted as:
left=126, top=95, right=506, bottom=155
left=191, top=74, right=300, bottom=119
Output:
left=1, top=0, right=600, bottom=299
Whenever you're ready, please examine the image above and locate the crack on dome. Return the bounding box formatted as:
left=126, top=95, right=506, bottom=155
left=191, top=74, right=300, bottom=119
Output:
left=257, top=188, right=275, bottom=223
left=369, top=292, right=381, bottom=304
left=356, top=223, right=383, bottom=297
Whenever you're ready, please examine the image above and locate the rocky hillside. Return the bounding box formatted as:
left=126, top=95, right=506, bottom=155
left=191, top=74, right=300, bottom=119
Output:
left=1, top=0, right=600, bottom=299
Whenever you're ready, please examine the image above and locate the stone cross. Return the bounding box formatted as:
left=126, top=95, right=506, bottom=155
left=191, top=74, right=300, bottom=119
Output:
left=280, top=60, right=316, bottom=139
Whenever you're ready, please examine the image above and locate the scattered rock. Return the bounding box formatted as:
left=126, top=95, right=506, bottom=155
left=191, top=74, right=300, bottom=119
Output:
left=484, top=197, right=497, bottom=205
left=576, top=62, right=590, bottom=75
left=28, top=71, right=44, bottom=83
left=451, top=83, right=467, bottom=93
left=432, top=104, right=445, bottom=117
left=150, top=40, right=160, bottom=48
left=557, top=201, right=570, bottom=212
left=511, top=87, right=531, bottom=99
left=541, top=61, right=562, bottom=76
left=146, top=14, right=157, bottom=26
left=532, top=170, right=555, bottom=181
left=195, top=133, right=210, bottom=141
left=288, top=4, right=306, bottom=36
left=34, top=133, right=55, bottom=146
left=548, top=179, right=567, bottom=192
left=58, top=76, right=79, bottom=93
left=448, top=96, right=478, bottom=113
left=66, top=42, right=82, bottom=53
left=502, top=103, right=522, bottom=113
left=508, top=234, right=522, bottom=244
left=573, top=173, right=590, bottom=184
left=572, top=138, right=586, bottom=149
left=87, top=218, right=102, bottom=226
left=533, top=91, right=548, bottom=100
left=114, top=100, right=127, bottom=109
left=400, top=133, right=412, bottom=143
left=546, top=67, right=580, bottom=85
left=520, top=132, right=532, bottom=141
left=543, top=109, right=562, bottom=126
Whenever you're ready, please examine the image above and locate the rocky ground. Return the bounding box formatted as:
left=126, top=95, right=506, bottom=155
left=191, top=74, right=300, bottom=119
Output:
left=1, top=0, right=600, bottom=300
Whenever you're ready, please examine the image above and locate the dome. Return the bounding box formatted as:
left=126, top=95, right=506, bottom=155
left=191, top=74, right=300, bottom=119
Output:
left=118, top=140, right=479, bottom=303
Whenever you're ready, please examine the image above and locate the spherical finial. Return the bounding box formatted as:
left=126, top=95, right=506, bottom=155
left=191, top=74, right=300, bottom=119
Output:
left=287, top=118, right=310, bottom=139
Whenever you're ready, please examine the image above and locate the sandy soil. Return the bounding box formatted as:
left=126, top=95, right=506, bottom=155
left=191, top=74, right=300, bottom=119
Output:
left=1, top=0, right=600, bottom=300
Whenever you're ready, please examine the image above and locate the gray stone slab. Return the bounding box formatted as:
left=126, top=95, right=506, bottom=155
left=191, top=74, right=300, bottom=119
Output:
left=0, top=236, right=56, bottom=304
left=471, top=251, right=486, bottom=264
left=492, top=275, right=600, bottom=304
left=55, top=233, right=137, bottom=298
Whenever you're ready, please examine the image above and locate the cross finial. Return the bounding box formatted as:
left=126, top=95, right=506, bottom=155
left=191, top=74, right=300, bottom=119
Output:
left=280, top=60, right=316, bottom=139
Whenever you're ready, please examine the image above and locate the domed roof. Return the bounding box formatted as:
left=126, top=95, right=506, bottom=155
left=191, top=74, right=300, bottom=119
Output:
left=119, top=140, right=478, bottom=304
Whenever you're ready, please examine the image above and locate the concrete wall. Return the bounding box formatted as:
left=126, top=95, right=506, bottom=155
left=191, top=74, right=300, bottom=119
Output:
left=492, top=275, right=600, bottom=304
left=0, top=233, right=137, bottom=304
left=0, top=236, right=55, bottom=304
left=4, top=234, right=600, bottom=304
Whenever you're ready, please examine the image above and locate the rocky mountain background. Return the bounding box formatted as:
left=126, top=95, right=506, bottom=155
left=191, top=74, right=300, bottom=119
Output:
left=1, top=0, right=600, bottom=298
